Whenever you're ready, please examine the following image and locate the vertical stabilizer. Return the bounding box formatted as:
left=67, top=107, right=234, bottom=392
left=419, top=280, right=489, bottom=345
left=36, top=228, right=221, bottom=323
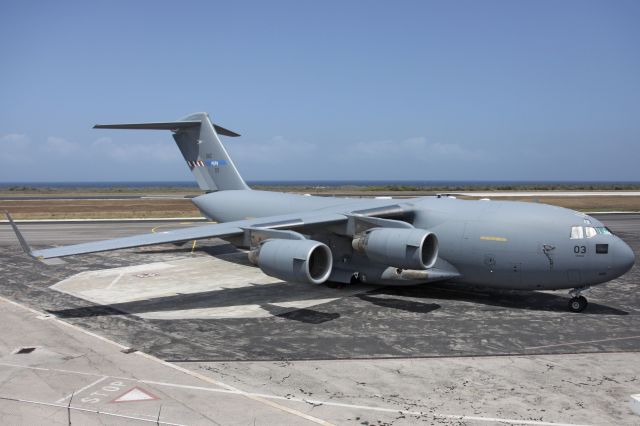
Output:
left=94, top=113, right=249, bottom=192
left=171, top=113, right=248, bottom=191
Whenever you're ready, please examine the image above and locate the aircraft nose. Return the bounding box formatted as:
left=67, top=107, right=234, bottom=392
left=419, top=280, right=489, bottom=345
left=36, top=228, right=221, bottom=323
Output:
left=613, top=239, right=635, bottom=276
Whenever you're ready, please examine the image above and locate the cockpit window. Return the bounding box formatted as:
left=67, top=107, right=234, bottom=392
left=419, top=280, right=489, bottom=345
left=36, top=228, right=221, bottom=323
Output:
left=595, top=227, right=613, bottom=235
left=571, top=225, right=613, bottom=239
left=570, top=226, right=584, bottom=239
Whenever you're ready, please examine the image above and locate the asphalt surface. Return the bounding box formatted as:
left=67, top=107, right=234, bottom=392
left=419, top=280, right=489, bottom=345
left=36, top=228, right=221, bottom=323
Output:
left=1, top=214, right=639, bottom=425
left=2, top=297, right=637, bottom=425
left=0, top=214, right=638, bottom=362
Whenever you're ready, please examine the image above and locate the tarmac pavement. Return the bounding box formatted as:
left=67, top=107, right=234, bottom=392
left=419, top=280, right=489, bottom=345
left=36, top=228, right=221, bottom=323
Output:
left=0, top=214, right=638, bottom=424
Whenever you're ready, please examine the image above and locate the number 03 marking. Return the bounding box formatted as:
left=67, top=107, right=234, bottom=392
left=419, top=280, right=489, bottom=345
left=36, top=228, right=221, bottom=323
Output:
left=574, top=245, right=586, bottom=254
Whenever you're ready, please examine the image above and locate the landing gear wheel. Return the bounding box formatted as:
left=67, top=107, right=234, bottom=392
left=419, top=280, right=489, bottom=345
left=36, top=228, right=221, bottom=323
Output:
left=568, top=296, right=588, bottom=313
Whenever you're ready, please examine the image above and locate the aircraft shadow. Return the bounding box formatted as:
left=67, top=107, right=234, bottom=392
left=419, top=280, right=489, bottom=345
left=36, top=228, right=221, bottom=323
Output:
left=264, top=305, right=341, bottom=324
left=48, top=277, right=627, bottom=321
left=357, top=294, right=441, bottom=314
left=372, top=283, right=629, bottom=315
left=48, top=280, right=346, bottom=323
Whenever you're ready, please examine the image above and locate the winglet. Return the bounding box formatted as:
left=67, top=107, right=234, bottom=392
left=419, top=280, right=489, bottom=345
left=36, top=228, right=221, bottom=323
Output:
left=4, top=211, right=35, bottom=258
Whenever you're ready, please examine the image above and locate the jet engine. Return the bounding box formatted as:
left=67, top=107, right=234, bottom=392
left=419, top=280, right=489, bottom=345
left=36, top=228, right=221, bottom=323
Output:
left=352, top=228, right=438, bottom=270
left=249, top=239, right=333, bottom=284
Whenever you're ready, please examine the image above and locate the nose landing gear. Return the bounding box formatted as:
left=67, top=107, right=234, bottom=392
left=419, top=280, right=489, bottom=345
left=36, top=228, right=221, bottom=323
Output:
left=568, top=296, right=588, bottom=312
left=568, top=286, right=590, bottom=313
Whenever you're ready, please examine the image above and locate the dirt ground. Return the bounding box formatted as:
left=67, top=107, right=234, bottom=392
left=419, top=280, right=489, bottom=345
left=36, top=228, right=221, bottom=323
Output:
left=0, top=199, right=201, bottom=219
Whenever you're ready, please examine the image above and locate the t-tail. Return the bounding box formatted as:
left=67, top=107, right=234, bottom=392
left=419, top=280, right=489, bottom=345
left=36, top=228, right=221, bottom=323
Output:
left=94, top=112, right=249, bottom=192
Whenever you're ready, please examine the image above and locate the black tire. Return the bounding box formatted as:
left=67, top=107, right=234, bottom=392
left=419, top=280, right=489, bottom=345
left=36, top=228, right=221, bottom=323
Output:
left=568, top=296, right=588, bottom=312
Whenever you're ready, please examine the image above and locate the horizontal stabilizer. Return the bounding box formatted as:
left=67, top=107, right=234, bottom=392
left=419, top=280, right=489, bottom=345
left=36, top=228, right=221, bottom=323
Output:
left=94, top=122, right=240, bottom=137
left=94, top=121, right=199, bottom=130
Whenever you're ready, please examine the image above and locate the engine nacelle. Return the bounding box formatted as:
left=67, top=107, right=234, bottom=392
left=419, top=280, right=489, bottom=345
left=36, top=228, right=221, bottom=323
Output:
left=352, top=228, right=438, bottom=270
left=249, top=239, right=333, bottom=284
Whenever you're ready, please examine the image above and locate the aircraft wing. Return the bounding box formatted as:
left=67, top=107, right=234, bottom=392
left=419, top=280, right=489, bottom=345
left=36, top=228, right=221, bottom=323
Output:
left=4, top=210, right=350, bottom=259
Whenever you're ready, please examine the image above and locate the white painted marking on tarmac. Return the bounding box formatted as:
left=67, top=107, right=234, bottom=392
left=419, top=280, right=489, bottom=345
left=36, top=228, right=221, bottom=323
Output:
left=139, top=380, right=239, bottom=394
left=251, top=394, right=592, bottom=426
left=111, top=386, right=159, bottom=403
left=0, top=295, right=334, bottom=426
left=53, top=315, right=129, bottom=349
left=136, top=381, right=589, bottom=425
left=56, top=375, right=107, bottom=403
left=134, top=351, right=335, bottom=425
left=106, top=272, right=123, bottom=290
left=0, top=296, right=45, bottom=316
left=0, top=362, right=233, bottom=394
left=0, top=396, right=185, bottom=425
left=0, top=361, right=132, bottom=381
left=526, top=335, right=640, bottom=350
left=0, top=362, right=49, bottom=372
left=0, top=359, right=589, bottom=426
left=0, top=295, right=131, bottom=354
left=0, top=295, right=595, bottom=425
left=49, top=256, right=373, bottom=320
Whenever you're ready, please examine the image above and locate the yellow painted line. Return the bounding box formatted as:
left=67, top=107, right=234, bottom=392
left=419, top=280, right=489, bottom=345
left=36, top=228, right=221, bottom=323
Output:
left=480, top=236, right=508, bottom=242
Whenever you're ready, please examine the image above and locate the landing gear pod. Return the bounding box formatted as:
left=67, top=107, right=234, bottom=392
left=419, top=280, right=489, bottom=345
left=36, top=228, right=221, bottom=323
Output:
left=249, top=239, right=333, bottom=284
left=352, top=228, right=438, bottom=270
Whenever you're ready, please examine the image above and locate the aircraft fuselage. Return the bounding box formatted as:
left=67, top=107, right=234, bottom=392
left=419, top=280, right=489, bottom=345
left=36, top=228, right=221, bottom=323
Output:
left=193, top=190, right=635, bottom=291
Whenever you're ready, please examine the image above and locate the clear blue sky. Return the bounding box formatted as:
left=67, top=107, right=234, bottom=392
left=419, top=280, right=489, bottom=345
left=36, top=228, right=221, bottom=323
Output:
left=1, top=0, right=639, bottom=182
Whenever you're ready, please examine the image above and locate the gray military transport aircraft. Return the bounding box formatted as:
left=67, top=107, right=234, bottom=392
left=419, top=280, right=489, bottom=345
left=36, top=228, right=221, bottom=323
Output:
left=6, top=112, right=636, bottom=312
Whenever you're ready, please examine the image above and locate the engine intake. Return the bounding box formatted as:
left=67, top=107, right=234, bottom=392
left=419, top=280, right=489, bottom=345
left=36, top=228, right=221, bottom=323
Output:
left=352, top=228, right=438, bottom=270
left=249, top=239, right=333, bottom=284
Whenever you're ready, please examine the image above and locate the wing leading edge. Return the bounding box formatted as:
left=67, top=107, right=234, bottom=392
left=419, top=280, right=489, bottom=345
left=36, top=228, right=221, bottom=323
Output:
left=6, top=211, right=348, bottom=260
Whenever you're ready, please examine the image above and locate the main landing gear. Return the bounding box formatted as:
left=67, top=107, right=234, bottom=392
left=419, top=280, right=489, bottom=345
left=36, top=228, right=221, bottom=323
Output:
left=568, top=286, right=590, bottom=313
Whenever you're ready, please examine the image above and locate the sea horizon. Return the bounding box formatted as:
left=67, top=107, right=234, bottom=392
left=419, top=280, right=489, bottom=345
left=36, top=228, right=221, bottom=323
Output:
left=1, top=180, right=640, bottom=189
